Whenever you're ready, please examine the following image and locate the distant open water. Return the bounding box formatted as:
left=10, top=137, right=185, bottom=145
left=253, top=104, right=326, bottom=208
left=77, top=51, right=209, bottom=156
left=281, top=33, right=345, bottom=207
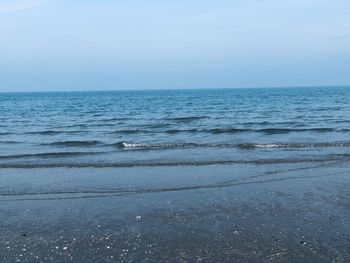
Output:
left=1, top=87, right=350, bottom=168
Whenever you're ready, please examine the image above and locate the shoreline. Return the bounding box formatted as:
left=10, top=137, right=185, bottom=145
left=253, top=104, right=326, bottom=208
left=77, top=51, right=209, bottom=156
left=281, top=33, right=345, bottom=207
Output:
left=1, top=163, right=350, bottom=262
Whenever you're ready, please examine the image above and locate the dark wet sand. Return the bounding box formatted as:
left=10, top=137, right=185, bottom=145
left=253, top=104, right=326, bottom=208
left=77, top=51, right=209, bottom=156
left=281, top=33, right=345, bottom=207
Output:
left=1, top=162, right=350, bottom=262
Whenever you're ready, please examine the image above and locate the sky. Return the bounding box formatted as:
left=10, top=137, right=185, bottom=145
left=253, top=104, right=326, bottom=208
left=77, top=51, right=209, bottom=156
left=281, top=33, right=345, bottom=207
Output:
left=0, top=0, right=349, bottom=92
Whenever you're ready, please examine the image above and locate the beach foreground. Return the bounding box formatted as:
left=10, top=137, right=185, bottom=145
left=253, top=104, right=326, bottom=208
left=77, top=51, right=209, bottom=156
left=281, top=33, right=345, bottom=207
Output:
left=1, top=88, right=350, bottom=262
left=1, top=161, right=350, bottom=262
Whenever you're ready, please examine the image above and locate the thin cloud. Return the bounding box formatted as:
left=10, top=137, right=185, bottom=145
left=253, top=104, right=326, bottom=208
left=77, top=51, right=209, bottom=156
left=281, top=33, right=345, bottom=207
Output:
left=0, top=0, right=43, bottom=14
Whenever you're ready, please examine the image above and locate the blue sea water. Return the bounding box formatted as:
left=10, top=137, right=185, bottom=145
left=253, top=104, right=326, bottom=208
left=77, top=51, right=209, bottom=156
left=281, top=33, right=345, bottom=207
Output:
left=0, top=87, right=350, bottom=168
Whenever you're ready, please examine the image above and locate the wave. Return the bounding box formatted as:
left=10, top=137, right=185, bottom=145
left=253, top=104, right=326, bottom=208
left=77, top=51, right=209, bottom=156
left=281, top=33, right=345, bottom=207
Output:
left=25, top=130, right=63, bottom=135
left=111, top=129, right=144, bottom=134
left=166, top=116, right=209, bottom=122
left=38, top=140, right=350, bottom=150
left=25, top=130, right=90, bottom=135
left=0, top=141, right=21, bottom=144
left=113, top=141, right=229, bottom=150
left=257, top=128, right=293, bottom=134
left=243, top=121, right=299, bottom=126
left=209, top=128, right=250, bottom=134
left=18, top=127, right=349, bottom=137
left=211, top=127, right=343, bottom=134
left=60, top=124, right=89, bottom=128
left=162, top=127, right=341, bottom=135
left=137, top=123, right=172, bottom=129
left=165, top=129, right=199, bottom=134
left=93, top=141, right=350, bottom=150
left=99, top=117, right=130, bottom=122
left=41, top=140, right=100, bottom=147
left=0, top=156, right=346, bottom=169
left=0, top=151, right=103, bottom=160
left=239, top=142, right=350, bottom=149
left=165, top=128, right=250, bottom=134
left=256, top=127, right=335, bottom=134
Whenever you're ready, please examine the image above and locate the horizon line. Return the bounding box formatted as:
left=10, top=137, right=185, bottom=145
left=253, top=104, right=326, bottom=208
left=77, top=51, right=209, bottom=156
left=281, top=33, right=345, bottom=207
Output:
left=0, top=84, right=349, bottom=94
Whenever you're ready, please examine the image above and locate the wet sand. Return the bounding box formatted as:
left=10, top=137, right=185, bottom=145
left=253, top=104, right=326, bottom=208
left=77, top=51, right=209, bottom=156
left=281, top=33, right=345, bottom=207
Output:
left=1, top=162, right=350, bottom=262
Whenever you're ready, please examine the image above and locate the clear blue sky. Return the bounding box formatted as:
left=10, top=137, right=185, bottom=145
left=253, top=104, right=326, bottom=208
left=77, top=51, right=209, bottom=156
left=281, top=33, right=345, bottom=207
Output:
left=0, top=0, right=349, bottom=92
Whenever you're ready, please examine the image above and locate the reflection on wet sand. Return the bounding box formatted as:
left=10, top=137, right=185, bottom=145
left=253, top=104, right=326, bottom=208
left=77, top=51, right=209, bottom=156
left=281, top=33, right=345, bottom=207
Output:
left=1, top=162, right=350, bottom=262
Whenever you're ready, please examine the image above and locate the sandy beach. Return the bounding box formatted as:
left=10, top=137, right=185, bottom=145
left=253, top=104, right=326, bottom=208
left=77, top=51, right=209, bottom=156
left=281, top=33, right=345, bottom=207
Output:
left=1, top=160, right=350, bottom=262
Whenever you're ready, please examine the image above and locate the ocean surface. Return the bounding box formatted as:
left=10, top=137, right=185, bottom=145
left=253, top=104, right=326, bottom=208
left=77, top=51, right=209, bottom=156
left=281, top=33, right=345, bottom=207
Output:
left=1, top=86, right=350, bottom=169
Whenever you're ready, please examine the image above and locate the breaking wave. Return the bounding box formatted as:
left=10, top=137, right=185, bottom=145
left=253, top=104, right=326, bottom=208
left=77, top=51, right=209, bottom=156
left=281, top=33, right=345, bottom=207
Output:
left=239, top=142, right=350, bottom=149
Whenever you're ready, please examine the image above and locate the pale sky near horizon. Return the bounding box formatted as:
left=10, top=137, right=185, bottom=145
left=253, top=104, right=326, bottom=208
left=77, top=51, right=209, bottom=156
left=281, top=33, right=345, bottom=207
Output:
left=0, top=0, right=349, bottom=92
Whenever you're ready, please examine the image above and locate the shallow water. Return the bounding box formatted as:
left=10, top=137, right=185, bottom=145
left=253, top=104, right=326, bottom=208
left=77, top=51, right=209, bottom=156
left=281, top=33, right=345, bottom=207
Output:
left=1, top=162, right=350, bottom=262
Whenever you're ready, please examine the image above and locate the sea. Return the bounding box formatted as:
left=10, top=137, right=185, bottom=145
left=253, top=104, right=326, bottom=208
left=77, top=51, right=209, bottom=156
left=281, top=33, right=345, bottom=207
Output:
left=1, top=86, right=350, bottom=169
